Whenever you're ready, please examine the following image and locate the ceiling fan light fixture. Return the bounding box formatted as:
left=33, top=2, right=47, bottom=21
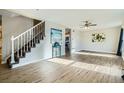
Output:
left=84, top=26, right=89, bottom=29
left=80, top=20, right=97, bottom=30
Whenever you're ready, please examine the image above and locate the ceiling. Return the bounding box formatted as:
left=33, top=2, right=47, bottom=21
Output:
left=7, top=9, right=124, bottom=30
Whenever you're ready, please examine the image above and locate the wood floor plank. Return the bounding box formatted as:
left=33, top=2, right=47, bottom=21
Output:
left=0, top=52, right=124, bottom=83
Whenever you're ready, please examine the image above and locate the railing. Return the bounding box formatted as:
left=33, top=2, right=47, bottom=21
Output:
left=10, top=21, right=45, bottom=64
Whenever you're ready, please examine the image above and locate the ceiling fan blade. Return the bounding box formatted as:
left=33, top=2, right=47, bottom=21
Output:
left=88, top=22, right=92, bottom=25
left=81, top=21, right=89, bottom=23
left=80, top=25, right=85, bottom=26
left=79, top=25, right=85, bottom=27
left=89, top=24, right=97, bottom=26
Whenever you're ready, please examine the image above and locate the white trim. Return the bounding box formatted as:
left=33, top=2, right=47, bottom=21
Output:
left=122, top=56, right=124, bottom=70
left=11, top=54, right=66, bottom=68
left=77, top=49, right=116, bottom=55
left=122, top=56, right=124, bottom=60
left=11, top=58, right=47, bottom=68
left=1, top=61, right=5, bottom=64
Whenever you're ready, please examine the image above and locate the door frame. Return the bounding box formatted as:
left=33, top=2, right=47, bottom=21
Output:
left=51, top=28, right=62, bottom=58
left=65, top=28, right=71, bottom=55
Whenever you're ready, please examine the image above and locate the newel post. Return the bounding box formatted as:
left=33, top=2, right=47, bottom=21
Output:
left=11, top=36, right=15, bottom=64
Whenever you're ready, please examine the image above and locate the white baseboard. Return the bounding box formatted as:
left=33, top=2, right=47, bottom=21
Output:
left=78, top=49, right=116, bottom=55
left=11, top=58, right=47, bottom=68
left=1, top=61, right=6, bottom=64
left=122, top=56, right=124, bottom=60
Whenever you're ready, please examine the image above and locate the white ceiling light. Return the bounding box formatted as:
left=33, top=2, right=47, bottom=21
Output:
left=84, top=26, right=89, bottom=29
left=80, top=20, right=97, bottom=30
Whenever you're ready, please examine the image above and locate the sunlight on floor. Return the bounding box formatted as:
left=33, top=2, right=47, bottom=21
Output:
left=71, top=61, right=122, bottom=77
left=47, top=57, right=122, bottom=77
left=47, top=58, right=74, bottom=65
left=74, top=52, right=117, bottom=58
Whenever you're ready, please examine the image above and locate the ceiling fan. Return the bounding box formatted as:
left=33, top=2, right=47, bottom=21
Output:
left=80, top=21, right=97, bottom=29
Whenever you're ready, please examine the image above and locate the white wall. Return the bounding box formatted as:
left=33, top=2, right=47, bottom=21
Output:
left=72, top=26, right=121, bottom=54
left=71, top=29, right=82, bottom=52
left=39, top=20, right=66, bottom=58
left=44, top=20, right=66, bottom=57
left=2, top=15, right=33, bottom=62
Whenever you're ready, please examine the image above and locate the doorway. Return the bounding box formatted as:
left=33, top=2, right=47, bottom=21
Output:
left=0, top=15, right=2, bottom=64
left=51, top=28, right=62, bottom=58
left=65, top=28, right=71, bottom=56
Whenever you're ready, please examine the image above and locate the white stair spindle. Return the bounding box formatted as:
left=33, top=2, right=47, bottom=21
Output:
left=31, top=29, right=33, bottom=47
left=36, top=26, right=38, bottom=43
left=30, top=30, right=31, bottom=47
left=37, top=25, right=39, bottom=40
left=41, top=23, right=42, bottom=31
left=38, top=24, right=40, bottom=34
left=40, top=24, right=41, bottom=38
left=24, top=34, right=25, bottom=52
left=11, top=36, right=15, bottom=64
left=21, top=35, right=22, bottom=56
left=40, top=24, right=41, bottom=32
left=38, top=24, right=40, bottom=33
left=35, top=26, right=37, bottom=43
left=27, top=32, right=28, bottom=51
left=34, top=28, right=35, bottom=44
left=18, top=37, right=19, bottom=57
left=37, top=25, right=39, bottom=41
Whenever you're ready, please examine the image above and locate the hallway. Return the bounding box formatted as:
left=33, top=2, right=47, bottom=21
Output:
left=0, top=52, right=123, bottom=83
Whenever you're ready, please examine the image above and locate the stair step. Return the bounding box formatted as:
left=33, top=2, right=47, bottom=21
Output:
left=35, top=39, right=40, bottom=44
left=7, top=22, right=45, bottom=67
left=9, top=62, right=18, bottom=68
left=19, top=55, right=25, bottom=58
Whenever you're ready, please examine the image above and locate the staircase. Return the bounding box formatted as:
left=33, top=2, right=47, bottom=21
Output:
left=7, top=21, right=45, bottom=68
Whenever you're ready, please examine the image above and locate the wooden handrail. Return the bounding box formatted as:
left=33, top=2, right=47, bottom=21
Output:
left=13, top=21, right=44, bottom=40
left=9, top=21, right=45, bottom=64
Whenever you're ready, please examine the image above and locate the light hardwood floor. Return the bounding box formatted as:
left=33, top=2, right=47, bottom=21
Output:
left=0, top=52, right=124, bottom=83
left=0, top=48, right=2, bottom=64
